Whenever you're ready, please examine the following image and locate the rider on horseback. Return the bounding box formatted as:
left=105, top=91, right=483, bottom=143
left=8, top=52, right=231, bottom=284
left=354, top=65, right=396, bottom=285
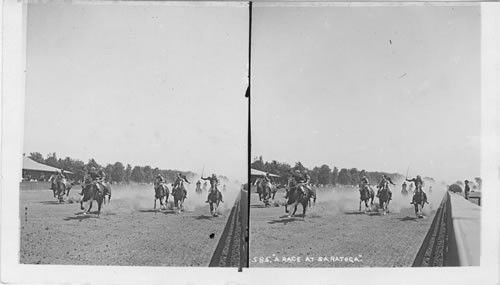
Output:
left=376, top=175, right=395, bottom=198
left=80, top=167, right=104, bottom=195
left=196, top=180, right=202, bottom=192
left=286, top=170, right=310, bottom=199
left=48, top=170, right=59, bottom=196
left=202, top=174, right=224, bottom=203
left=360, top=176, right=370, bottom=191
left=407, top=175, right=428, bottom=204
left=172, top=172, right=190, bottom=198
left=154, top=173, right=166, bottom=188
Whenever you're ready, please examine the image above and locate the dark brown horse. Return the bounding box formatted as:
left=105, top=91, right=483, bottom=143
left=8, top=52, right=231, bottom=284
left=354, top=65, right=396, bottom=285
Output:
left=412, top=188, right=428, bottom=218
left=54, top=179, right=78, bottom=202
left=80, top=181, right=105, bottom=216
left=172, top=182, right=186, bottom=213
left=154, top=182, right=170, bottom=210
left=359, top=184, right=374, bottom=212
left=284, top=179, right=309, bottom=218
left=378, top=183, right=392, bottom=215
left=208, top=190, right=222, bottom=216
left=257, top=180, right=273, bottom=206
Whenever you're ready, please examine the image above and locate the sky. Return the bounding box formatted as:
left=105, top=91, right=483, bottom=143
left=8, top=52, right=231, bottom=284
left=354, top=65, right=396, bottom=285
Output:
left=251, top=4, right=481, bottom=183
left=23, top=2, right=248, bottom=181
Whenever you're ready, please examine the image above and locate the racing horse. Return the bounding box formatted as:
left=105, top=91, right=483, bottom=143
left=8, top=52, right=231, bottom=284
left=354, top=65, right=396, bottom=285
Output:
left=358, top=183, right=374, bottom=212
left=172, top=181, right=187, bottom=213
left=80, top=180, right=105, bottom=216
left=412, top=187, right=428, bottom=218
left=208, top=189, right=223, bottom=217
left=55, top=179, right=78, bottom=202
left=284, top=178, right=310, bottom=218
left=154, top=182, right=170, bottom=210
left=257, top=179, right=273, bottom=206
left=378, top=182, right=392, bottom=215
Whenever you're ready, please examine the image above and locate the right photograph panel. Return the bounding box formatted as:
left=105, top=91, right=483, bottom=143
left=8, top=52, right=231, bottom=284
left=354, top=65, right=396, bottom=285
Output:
left=250, top=3, right=481, bottom=267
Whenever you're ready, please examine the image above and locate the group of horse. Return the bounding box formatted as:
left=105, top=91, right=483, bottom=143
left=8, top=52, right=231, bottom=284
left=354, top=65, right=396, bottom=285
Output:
left=358, top=182, right=428, bottom=218
left=51, top=176, right=112, bottom=216
left=153, top=180, right=223, bottom=217
left=255, top=178, right=317, bottom=218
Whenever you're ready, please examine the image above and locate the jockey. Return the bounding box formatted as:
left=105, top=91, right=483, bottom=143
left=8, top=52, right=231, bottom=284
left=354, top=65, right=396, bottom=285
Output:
left=80, top=167, right=103, bottom=195
left=154, top=173, right=165, bottom=188
left=202, top=174, right=224, bottom=203
left=407, top=175, right=427, bottom=204
left=48, top=170, right=59, bottom=197
left=359, top=176, right=370, bottom=193
left=376, top=175, right=395, bottom=198
left=288, top=170, right=310, bottom=197
left=172, top=172, right=189, bottom=198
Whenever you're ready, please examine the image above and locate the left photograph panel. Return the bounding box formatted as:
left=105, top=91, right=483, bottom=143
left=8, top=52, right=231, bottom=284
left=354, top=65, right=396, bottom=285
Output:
left=20, top=2, right=248, bottom=267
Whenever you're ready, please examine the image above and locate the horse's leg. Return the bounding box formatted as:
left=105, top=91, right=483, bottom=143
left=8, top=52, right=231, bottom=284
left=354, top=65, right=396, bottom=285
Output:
left=154, top=198, right=157, bottom=210
left=359, top=200, right=362, bottom=212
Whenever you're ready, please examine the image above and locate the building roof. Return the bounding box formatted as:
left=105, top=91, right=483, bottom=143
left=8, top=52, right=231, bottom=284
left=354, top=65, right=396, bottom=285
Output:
left=250, top=168, right=280, bottom=177
left=22, top=156, right=73, bottom=174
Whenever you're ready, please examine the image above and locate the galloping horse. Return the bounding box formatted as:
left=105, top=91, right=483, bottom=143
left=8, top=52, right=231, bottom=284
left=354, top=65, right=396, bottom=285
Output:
left=80, top=181, right=105, bottom=216
left=55, top=179, right=77, bottom=202
left=208, top=189, right=222, bottom=216
left=172, top=181, right=186, bottom=213
left=358, top=183, right=374, bottom=212
left=257, top=179, right=273, bottom=206
left=284, top=178, right=310, bottom=218
left=154, top=182, right=170, bottom=210
left=412, top=188, right=428, bottom=218
left=378, top=182, right=392, bottom=215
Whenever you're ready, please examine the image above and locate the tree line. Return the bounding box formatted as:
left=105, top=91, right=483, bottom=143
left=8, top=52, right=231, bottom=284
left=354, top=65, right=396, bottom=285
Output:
left=27, top=152, right=201, bottom=184
left=251, top=156, right=437, bottom=187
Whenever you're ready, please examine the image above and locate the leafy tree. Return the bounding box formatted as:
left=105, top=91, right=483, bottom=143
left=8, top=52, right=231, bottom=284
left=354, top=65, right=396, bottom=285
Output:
left=124, top=164, right=132, bottom=183
left=317, top=164, right=332, bottom=185
left=109, top=162, right=124, bottom=183
left=332, top=166, right=339, bottom=186
left=143, top=165, right=153, bottom=183
left=86, top=158, right=100, bottom=171
left=337, top=168, right=349, bottom=185
left=104, top=164, right=114, bottom=182
left=45, top=152, right=59, bottom=168
left=293, top=161, right=306, bottom=172
left=28, top=152, right=45, bottom=164
left=130, top=166, right=144, bottom=183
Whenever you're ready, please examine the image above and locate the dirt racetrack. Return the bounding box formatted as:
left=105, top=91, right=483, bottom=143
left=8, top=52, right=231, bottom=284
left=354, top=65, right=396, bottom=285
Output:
left=20, top=183, right=239, bottom=266
left=250, top=185, right=445, bottom=267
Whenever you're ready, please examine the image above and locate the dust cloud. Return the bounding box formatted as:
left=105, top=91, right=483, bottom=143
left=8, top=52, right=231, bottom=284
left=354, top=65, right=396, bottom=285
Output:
left=269, top=180, right=446, bottom=217
left=68, top=180, right=242, bottom=214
